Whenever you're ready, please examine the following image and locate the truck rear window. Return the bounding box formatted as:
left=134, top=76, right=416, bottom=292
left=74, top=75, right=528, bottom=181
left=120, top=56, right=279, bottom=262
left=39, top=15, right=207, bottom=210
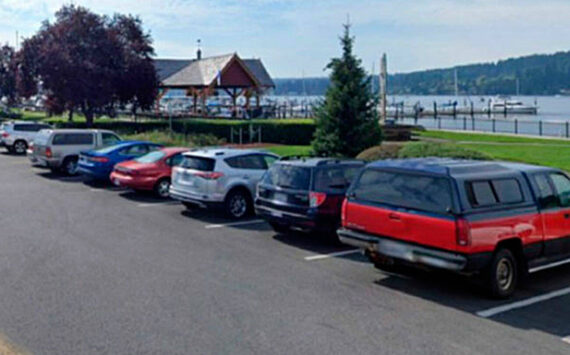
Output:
left=466, top=178, right=523, bottom=207
left=180, top=156, right=215, bottom=171
left=351, top=169, right=453, bottom=214
left=262, top=164, right=311, bottom=190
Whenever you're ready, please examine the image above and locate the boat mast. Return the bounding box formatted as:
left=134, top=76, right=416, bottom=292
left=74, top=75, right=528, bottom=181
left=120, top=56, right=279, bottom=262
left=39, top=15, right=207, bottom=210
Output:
left=379, top=53, right=387, bottom=123
left=454, top=68, right=458, bottom=97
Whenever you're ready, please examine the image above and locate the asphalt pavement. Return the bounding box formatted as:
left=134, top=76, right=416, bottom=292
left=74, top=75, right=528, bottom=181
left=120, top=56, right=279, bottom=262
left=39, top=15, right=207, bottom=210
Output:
left=0, top=151, right=569, bottom=354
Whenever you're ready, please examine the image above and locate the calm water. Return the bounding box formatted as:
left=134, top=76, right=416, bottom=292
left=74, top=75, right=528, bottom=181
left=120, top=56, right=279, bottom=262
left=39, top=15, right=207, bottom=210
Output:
left=270, top=95, right=570, bottom=137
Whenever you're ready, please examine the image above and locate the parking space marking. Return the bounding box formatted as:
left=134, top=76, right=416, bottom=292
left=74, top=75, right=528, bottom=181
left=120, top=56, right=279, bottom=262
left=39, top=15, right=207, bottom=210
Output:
left=205, top=219, right=265, bottom=229
left=304, top=249, right=361, bottom=261
left=562, top=336, right=570, bottom=345
left=476, top=287, right=570, bottom=318
left=137, top=201, right=180, bottom=207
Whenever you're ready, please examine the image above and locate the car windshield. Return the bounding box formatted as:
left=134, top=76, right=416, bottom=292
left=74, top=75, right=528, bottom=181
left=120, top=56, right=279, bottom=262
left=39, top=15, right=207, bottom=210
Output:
left=262, top=164, right=311, bottom=190
left=351, top=169, right=454, bottom=214
left=135, top=151, right=166, bottom=163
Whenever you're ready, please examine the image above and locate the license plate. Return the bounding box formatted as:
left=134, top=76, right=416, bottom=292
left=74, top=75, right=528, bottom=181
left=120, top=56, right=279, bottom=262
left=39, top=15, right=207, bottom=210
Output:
left=274, top=192, right=288, bottom=203
left=271, top=210, right=283, bottom=218
left=113, top=178, right=121, bottom=186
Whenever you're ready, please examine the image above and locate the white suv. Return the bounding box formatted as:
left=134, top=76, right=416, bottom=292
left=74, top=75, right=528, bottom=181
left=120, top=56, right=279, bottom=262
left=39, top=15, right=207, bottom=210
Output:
left=170, top=148, right=279, bottom=218
left=0, top=121, right=53, bottom=154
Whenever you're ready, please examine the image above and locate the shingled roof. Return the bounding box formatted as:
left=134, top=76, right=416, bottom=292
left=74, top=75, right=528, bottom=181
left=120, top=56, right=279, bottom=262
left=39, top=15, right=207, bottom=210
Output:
left=153, top=54, right=274, bottom=89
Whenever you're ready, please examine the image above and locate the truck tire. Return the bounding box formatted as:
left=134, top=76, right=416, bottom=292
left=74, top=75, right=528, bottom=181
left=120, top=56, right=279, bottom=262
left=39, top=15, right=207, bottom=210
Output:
left=487, top=248, right=518, bottom=299
left=62, top=157, right=79, bottom=176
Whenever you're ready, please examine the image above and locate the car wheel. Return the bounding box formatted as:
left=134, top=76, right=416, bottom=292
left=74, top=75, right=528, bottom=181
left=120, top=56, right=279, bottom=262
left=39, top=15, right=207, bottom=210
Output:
left=225, top=189, right=251, bottom=219
left=62, top=157, right=79, bottom=176
left=13, top=140, right=27, bottom=155
left=154, top=178, right=171, bottom=198
left=269, top=222, right=289, bottom=234
left=487, top=248, right=518, bottom=299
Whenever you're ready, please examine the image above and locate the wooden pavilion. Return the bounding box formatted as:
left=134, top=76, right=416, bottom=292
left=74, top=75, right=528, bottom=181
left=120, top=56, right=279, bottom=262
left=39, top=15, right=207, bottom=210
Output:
left=154, top=53, right=274, bottom=116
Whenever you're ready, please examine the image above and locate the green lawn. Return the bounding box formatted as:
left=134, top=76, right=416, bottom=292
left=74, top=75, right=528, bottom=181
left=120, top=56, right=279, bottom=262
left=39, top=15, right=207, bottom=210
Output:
left=418, top=130, right=570, bottom=171
left=265, top=145, right=312, bottom=157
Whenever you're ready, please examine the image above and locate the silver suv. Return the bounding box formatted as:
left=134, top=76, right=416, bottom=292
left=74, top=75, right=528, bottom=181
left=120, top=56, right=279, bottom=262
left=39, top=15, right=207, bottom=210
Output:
left=170, top=148, right=279, bottom=218
left=0, top=121, right=52, bottom=154
left=28, top=129, right=122, bottom=175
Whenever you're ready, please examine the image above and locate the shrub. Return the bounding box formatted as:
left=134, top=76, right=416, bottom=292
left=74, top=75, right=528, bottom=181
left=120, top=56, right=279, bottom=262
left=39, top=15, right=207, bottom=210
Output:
left=122, top=131, right=225, bottom=147
left=398, top=142, right=490, bottom=160
left=53, top=118, right=316, bottom=145
left=356, top=143, right=404, bottom=161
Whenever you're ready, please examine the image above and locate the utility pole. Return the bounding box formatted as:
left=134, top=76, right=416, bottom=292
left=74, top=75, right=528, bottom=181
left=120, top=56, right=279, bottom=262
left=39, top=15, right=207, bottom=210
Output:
left=379, top=53, right=387, bottom=123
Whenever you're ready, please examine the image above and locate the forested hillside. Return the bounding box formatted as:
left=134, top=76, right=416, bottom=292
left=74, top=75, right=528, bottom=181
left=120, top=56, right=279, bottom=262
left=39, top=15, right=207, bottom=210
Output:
left=274, top=51, right=570, bottom=96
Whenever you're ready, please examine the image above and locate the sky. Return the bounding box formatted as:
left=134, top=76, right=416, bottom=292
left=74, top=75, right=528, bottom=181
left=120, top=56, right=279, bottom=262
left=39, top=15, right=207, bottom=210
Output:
left=1, top=0, right=570, bottom=78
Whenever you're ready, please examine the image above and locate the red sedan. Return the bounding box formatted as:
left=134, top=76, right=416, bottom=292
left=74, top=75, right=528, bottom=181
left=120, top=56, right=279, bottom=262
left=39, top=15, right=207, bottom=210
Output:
left=110, top=147, right=189, bottom=198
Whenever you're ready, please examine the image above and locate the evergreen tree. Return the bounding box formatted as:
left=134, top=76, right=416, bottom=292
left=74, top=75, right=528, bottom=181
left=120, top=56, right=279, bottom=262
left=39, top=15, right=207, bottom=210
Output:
left=312, top=23, right=382, bottom=157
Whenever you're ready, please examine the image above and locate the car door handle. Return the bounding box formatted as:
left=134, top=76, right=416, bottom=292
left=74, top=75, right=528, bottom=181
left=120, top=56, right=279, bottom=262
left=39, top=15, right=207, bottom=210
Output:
left=388, top=213, right=401, bottom=221
left=243, top=175, right=250, bottom=179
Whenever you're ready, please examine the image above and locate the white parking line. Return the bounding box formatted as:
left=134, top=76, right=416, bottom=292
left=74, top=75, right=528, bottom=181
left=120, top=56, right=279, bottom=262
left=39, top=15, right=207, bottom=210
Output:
left=137, top=201, right=180, bottom=207
left=476, top=287, right=570, bottom=318
left=204, top=219, right=265, bottom=229
left=304, top=249, right=361, bottom=261
left=562, top=336, right=570, bottom=345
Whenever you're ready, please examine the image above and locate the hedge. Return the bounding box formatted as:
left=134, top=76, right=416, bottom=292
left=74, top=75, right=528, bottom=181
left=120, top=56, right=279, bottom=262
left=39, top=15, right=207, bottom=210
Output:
left=53, top=118, right=316, bottom=145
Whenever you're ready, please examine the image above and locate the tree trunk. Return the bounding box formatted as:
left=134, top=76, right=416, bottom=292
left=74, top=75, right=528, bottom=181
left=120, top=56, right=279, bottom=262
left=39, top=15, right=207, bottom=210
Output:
left=68, top=108, right=74, bottom=122
left=131, top=102, right=138, bottom=123
left=83, top=103, right=94, bottom=128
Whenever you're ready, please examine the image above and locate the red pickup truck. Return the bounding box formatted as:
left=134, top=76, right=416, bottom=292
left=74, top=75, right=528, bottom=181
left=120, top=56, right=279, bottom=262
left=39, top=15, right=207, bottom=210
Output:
left=338, top=158, right=570, bottom=298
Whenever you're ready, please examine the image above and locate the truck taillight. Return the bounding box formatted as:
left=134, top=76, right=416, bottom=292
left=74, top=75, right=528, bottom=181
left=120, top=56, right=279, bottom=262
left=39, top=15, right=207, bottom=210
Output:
left=341, top=198, right=348, bottom=226
left=1, top=132, right=8, bottom=138
left=45, top=147, right=52, bottom=158
left=309, top=191, right=327, bottom=208
left=456, top=218, right=471, bottom=246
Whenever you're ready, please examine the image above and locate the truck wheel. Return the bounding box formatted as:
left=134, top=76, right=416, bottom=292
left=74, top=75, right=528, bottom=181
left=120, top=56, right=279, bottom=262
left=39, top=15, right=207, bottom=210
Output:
left=154, top=178, right=171, bottom=198
left=182, top=202, right=196, bottom=210
left=225, top=189, right=251, bottom=219
left=62, top=157, right=79, bottom=176
left=487, top=248, right=518, bottom=299
left=13, top=140, right=27, bottom=155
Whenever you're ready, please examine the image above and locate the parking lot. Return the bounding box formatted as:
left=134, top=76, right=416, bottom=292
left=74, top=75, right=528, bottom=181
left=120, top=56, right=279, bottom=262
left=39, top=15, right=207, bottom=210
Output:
left=0, top=151, right=570, bottom=354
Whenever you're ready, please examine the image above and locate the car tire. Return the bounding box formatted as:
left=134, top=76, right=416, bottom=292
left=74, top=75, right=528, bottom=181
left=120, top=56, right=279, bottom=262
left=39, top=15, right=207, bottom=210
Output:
left=225, top=189, right=251, bottom=219
left=154, top=178, right=171, bottom=198
left=269, top=222, right=289, bottom=235
left=487, top=248, right=518, bottom=299
left=62, top=157, right=79, bottom=176
left=13, top=140, right=27, bottom=155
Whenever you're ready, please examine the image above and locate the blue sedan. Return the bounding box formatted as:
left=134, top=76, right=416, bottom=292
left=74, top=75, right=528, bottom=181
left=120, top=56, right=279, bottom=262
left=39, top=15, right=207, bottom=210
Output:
left=78, top=141, right=164, bottom=180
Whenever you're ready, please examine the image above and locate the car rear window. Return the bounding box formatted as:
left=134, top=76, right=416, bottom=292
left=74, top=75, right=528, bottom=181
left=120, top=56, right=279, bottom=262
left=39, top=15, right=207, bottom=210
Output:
left=181, top=155, right=215, bottom=171
left=135, top=151, right=166, bottom=163
left=351, top=169, right=454, bottom=214
left=313, top=165, right=362, bottom=192
left=34, top=130, right=52, bottom=145
left=262, top=164, right=311, bottom=190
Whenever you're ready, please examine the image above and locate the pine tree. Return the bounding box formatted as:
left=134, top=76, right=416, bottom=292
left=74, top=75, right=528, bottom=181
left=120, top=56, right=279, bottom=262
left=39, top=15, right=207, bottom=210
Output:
left=312, top=23, right=382, bottom=157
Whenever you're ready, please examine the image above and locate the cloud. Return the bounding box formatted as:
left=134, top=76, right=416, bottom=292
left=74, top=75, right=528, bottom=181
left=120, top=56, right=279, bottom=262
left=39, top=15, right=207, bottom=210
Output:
left=0, top=0, right=568, bottom=76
